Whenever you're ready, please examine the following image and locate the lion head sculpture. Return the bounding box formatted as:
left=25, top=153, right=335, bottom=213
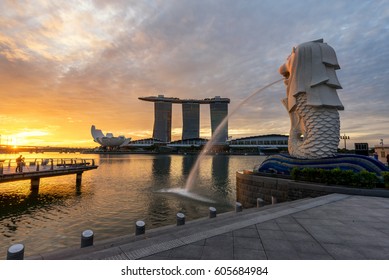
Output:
left=278, top=39, right=344, bottom=159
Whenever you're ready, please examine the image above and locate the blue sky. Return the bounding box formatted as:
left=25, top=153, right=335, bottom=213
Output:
left=0, top=0, right=388, bottom=147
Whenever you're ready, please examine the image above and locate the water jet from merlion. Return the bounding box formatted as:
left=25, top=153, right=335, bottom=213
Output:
left=157, top=78, right=283, bottom=203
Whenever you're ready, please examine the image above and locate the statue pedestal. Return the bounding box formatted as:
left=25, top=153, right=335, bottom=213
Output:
left=257, top=154, right=388, bottom=176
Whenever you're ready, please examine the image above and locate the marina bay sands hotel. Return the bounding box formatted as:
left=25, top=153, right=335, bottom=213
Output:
left=139, top=95, right=230, bottom=143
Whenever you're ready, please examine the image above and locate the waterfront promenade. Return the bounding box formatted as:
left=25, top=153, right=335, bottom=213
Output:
left=26, top=193, right=389, bottom=260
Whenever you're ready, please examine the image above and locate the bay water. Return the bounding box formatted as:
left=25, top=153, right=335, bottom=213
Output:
left=0, top=152, right=263, bottom=258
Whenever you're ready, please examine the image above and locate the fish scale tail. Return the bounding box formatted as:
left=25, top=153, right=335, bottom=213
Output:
left=289, top=93, right=340, bottom=159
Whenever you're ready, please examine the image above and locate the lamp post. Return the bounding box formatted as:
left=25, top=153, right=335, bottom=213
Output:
left=340, top=134, right=350, bottom=150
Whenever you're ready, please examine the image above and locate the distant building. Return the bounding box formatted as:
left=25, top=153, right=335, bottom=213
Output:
left=139, top=95, right=230, bottom=143
left=91, top=125, right=131, bottom=148
left=168, top=138, right=208, bottom=147
left=182, top=103, right=200, bottom=140
left=228, top=134, right=288, bottom=153
left=128, top=138, right=165, bottom=147
left=153, top=101, right=172, bottom=142
left=374, top=144, right=389, bottom=165
left=354, top=143, right=369, bottom=156
left=210, top=97, right=229, bottom=143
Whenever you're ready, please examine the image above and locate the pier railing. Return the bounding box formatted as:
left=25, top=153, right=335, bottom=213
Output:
left=0, top=158, right=98, bottom=192
left=0, top=158, right=96, bottom=175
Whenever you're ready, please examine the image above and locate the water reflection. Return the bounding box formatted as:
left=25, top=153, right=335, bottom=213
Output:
left=212, top=155, right=230, bottom=198
left=182, top=155, right=197, bottom=175
left=0, top=184, right=85, bottom=219
left=151, top=155, right=172, bottom=188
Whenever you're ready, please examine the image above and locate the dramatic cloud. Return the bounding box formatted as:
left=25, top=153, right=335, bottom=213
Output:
left=0, top=0, right=388, bottom=147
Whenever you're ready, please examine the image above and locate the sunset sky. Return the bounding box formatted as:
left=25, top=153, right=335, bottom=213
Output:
left=0, top=0, right=388, bottom=147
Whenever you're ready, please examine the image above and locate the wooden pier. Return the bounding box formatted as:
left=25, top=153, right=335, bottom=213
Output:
left=0, top=158, right=98, bottom=191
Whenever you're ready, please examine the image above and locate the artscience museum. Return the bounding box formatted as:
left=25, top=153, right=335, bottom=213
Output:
left=91, top=125, right=131, bottom=148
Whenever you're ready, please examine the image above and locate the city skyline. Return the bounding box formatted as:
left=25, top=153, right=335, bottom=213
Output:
left=0, top=0, right=388, bottom=147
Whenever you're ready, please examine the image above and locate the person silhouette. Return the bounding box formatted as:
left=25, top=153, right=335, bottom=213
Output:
left=15, top=155, right=23, bottom=172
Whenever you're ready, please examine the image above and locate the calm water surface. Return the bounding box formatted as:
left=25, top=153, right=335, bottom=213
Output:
left=0, top=153, right=263, bottom=258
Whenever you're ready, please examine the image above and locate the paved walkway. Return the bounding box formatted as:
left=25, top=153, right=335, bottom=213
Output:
left=28, top=194, right=389, bottom=260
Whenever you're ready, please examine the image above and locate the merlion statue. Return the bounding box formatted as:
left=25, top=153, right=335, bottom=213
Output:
left=256, top=39, right=388, bottom=176
left=279, top=39, right=344, bottom=159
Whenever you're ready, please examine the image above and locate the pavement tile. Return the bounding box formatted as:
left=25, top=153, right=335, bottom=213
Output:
left=218, top=231, right=234, bottom=236
left=379, top=229, right=389, bottom=236
left=233, top=236, right=264, bottom=251
left=324, top=225, right=356, bottom=235
left=339, top=234, right=389, bottom=247
left=201, top=245, right=233, bottom=260
left=306, top=230, right=342, bottom=244
left=205, top=235, right=234, bottom=247
left=277, top=222, right=306, bottom=232
left=233, top=248, right=267, bottom=260
left=300, top=209, right=328, bottom=218
left=353, top=226, right=389, bottom=238
left=141, top=254, right=172, bottom=260
left=257, top=229, right=287, bottom=240
left=169, top=244, right=204, bottom=260
left=274, top=216, right=296, bottom=224
left=266, top=250, right=301, bottom=260
left=291, top=212, right=314, bottom=219
left=232, top=227, right=260, bottom=238
left=296, top=218, right=345, bottom=226
left=191, top=239, right=206, bottom=246
left=256, top=220, right=281, bottom=231
left=242, top=224, right=257, bottom=229
left=357, top=245, right=389, bottom=260
left=283, top=231, right=316, bottom=242
left=261, top=239, right=295, bottom=252
left=291, top=240, right=328, bottom=255
left=297, top=252, right=333, bottom=260
left=321, top=243, right=365, bottom=260
left=141, top=250, right=171, bottom=260
left=339, top=221, right=385, bottom=230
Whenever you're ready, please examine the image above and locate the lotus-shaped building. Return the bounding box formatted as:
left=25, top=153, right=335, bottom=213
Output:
left=91, top=125, right=131, bottom=147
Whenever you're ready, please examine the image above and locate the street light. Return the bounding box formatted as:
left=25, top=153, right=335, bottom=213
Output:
left=340, top=134, right=350, bottom=150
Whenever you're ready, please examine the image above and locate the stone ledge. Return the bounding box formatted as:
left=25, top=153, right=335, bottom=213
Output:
left=236, top=171, right=389, bottom=208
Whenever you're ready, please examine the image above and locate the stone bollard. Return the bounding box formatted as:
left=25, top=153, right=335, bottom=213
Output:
left=271, top=196, right=277, bottom=205
left=7, top=244, right=24, bottom=260
left=235, top=202, right=243, bottom=212
left=81, top=230, right=94, bottom=248
left=257, top=198, right=265, bottom=208
left=135, top=220, right=146, bottom=235
left=209, top=207, right=217, bottom=218
left=176, top=213, right=185, bottom=226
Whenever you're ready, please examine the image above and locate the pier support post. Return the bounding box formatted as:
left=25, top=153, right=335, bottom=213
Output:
left=235, top=202, right=243, bottom=212
left=81, top=230, right=94, bottom=248
left=135, top=220, right=145, bottom=235
left=30, top=177, right=40, bottom=191
left=209, top=207, right=217, bottom=218
left=176, top=213, right=185, bottom=226
left=76, top=172, right=83, bottom=188
left=7, top=244, right=24, bottom=260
